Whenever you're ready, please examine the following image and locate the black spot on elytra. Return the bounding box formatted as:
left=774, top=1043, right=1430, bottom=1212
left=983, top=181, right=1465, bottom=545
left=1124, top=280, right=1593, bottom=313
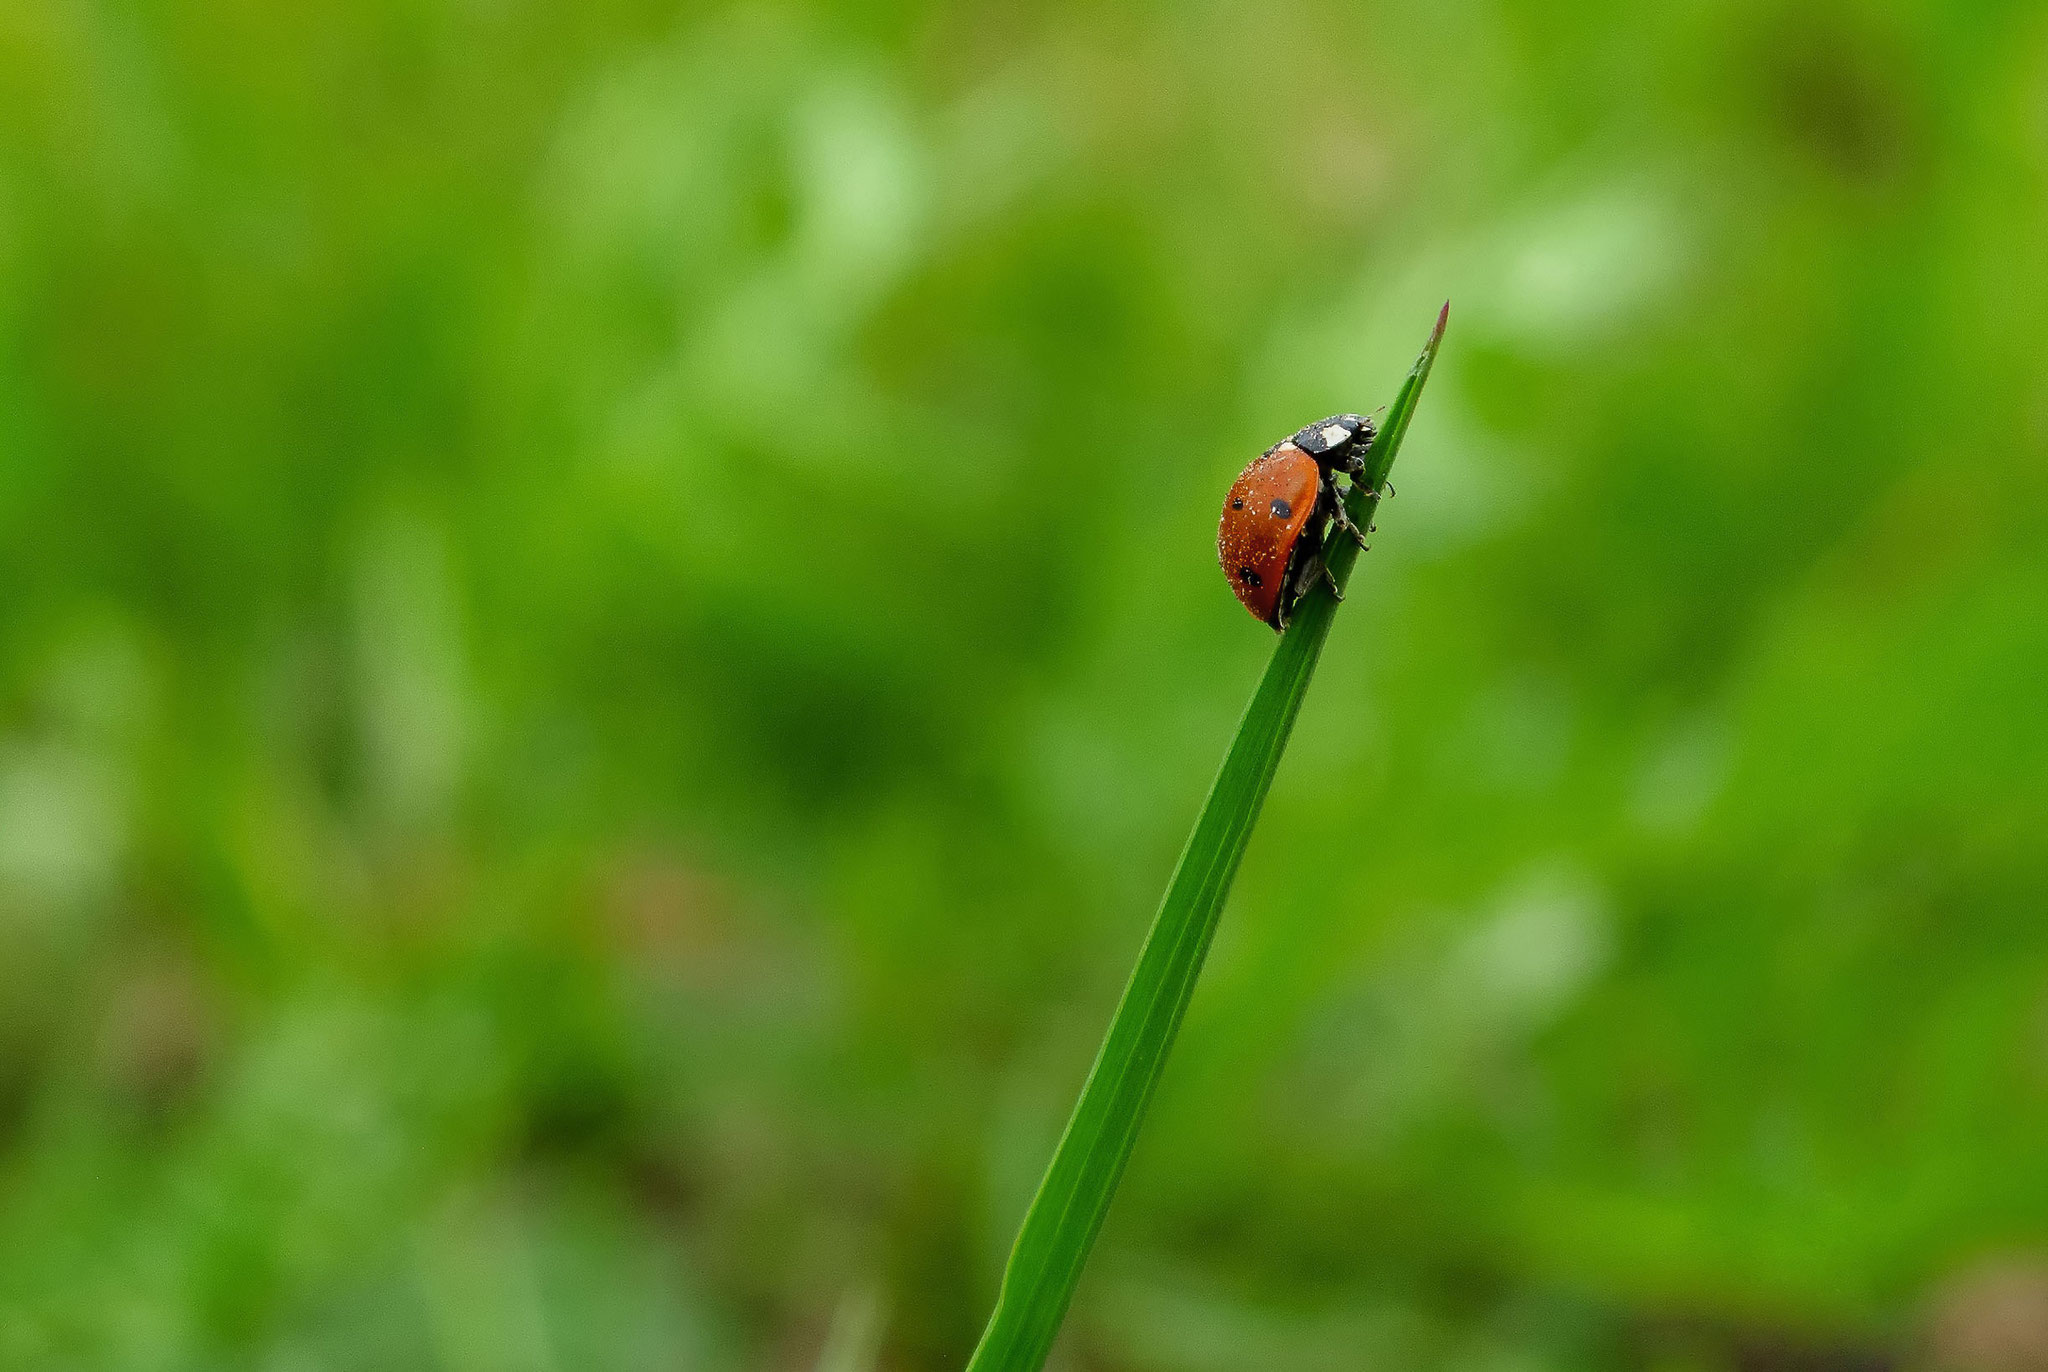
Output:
left=1268, top=498, right=1292, bottom=519
left=1237, top=565, right=1262, bottom=588
left=1230, top=497, right=1244, bottom=510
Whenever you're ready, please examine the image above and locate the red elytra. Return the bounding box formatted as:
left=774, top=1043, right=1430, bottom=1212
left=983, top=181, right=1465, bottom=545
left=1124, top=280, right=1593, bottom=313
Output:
left=1216, top=447, right=1322, bottom=628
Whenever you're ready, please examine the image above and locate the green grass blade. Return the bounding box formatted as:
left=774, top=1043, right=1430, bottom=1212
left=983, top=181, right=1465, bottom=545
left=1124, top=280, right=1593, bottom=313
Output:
left=965, top=303, right=1449, bottom=1372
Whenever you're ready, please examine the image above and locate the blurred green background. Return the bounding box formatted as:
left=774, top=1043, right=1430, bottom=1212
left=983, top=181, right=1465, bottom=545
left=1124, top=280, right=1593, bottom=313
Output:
left=4, top=0, right=2048, bottom=1367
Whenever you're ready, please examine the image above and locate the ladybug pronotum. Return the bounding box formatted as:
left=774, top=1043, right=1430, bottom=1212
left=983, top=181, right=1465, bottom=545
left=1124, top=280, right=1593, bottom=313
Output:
left=1216, top=413, right=1379, bottom=630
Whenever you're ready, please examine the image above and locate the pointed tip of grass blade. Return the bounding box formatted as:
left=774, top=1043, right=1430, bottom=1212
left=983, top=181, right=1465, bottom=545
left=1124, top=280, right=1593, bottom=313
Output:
left=1417, top=301, right=1449, bottom=375
left=1312, top=304, right=1448, bottom=601
left=1357, top=305, right=1447, bottom=493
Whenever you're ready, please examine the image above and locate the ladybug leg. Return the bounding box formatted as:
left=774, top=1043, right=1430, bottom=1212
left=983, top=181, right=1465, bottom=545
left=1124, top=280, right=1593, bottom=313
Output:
left=1298, top=513, right=1344, bottom=604
left=1294, top=546, right=1338, bottom=609
left=1326, top=481, right=1369, bottom=549
left=1275, top=530, right=1323, bottom=630
left=1332, top=452, right=1389, bottom=512
left=1317, top=556, right=1343, bottom=602
left=1343, top=448, right=1399, bottom=500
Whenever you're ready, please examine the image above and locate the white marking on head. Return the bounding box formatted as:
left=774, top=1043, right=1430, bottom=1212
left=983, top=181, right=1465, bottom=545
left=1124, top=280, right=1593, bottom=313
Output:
left=1320, top=424, right=1349, bottom=447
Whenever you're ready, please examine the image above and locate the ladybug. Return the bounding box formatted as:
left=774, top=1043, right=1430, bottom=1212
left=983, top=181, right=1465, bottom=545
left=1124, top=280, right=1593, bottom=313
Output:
left=1217, top=413, right=1380, bottom=629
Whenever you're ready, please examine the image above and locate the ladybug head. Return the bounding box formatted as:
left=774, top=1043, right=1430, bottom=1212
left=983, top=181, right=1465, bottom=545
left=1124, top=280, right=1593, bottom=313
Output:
left=1289, top=413, right=1377, bottom=462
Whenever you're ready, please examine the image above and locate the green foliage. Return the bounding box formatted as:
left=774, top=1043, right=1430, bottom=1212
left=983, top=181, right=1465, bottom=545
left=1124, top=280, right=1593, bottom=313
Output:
left=1, top=3, right=2047, bottom=1370
left=968, top=309, right=1444, bottom=1372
